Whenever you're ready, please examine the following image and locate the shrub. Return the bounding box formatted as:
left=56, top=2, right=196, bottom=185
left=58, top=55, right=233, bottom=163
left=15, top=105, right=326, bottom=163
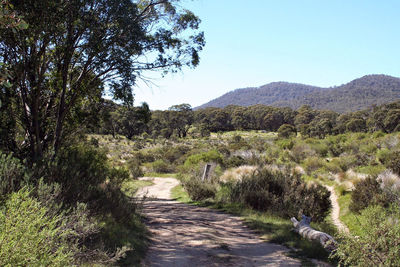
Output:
left=349, top=176, right=385, bottom=213
left=161, top=145, right=190, bottom=164
left=0, top=189, right=74, bottom=266
left=372, top=130, right=385, bottom=138
left=277, top=124, right=297, bottom=138
left=0, top=152, right=28, bottom=198
left=89, top=137, right=100, bottom=147
left=230, top=168, right=331, bottom=222
left=276, top=139, right=294, bottom=150
left=48, top=144, right=110, bottom=204
left=376, top=148, right=393, bottom=165
left=377, top=170, right=400, bottom=204
left=334, top=205, right=400, bottom=266
left=309, top=142, right=329, bottom=157
left=131, top=151, right=155, bottom=163
left=289, top=143, right=316, bottom=163
left=303, top=156, right=325, bottom=174
left=331, top=155, right=357, bottom=172
left=182, top=178, right=216, bottom=201
left=224, top=155, right=246, bottom=168
left=150, top=159, right=170, bottom=173
left=228, top=138, right=251, bottom=151
left=385, top=151, right=400, bottom=175
left=127, top=157, right=144, bottom=179
left=219, top=165, right=257, bottom=183
left=184, top=150, right=223, bottom=167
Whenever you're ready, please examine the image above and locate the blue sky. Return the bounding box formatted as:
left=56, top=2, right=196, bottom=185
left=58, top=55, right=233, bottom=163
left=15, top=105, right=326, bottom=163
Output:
left=134, top=0, right=400, bottom=110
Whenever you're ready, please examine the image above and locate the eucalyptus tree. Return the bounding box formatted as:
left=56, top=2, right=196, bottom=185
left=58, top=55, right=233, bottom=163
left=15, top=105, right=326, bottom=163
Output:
left=0, top=0, right=204, bottom=161
left=168, top=103, right=193, bottom=138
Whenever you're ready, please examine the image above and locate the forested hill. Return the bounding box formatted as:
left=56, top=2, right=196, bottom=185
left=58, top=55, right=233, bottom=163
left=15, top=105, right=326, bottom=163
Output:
left=197, top=74, right=400, bottom=113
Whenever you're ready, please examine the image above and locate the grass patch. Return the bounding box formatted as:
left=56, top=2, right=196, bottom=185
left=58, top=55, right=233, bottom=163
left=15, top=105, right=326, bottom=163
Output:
left=100, top=214, right=149, bottom=266
left=121, top=179, right=154, bottom=197
left=143, top=172, right=177, bottom=178
left=337, top=191, right=361, bottom=233
left=170, top=184, right=191, bottom=202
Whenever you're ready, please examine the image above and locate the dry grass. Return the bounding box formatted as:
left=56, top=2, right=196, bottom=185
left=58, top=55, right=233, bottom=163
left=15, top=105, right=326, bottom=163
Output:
left=219, top=165, right=257, bottom=182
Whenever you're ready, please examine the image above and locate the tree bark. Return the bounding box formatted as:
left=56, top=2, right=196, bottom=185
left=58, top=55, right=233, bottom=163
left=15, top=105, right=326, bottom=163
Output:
left=291, top=215, right=337, bottom=252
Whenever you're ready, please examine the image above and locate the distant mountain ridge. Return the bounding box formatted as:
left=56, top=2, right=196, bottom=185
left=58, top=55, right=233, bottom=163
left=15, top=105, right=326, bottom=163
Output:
left=196, top=75, right=400, bottom=113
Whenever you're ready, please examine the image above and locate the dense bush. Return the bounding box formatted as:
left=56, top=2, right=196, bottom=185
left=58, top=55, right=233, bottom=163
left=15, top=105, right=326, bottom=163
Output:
left=149, top=159, right=171, bottom=173
left=303, top=156, right=325, bottom=174
left=127, top=157, right=144, bottom=179
left=0, top=189, right=74, bottom=266
left=47, top=144, right=130, bottom=205
left=158, top=145, right=190, bottom=164
left=230, top=168, right=331, bottom=222
left=334, top=205, right=400, bottom=266
left=224, top=155, right=246, bottom=168
left=182, top=178, right=217, bottom=201
left=376, top=148, right=393, bottom=165
left=277, top=124, right=297, bottom=138
left=0, top=152, right=28, bottom=198
left=184, top=150, right=223, bottom=167
left=289, top=144, right=316, bottom=163
left=276, top=139, right=294, bottom=150
left=349, top=176, right=386, bottom=213
left=47, top=145, right=110, bottom=204
left=385, top=151, right=400, bottom=175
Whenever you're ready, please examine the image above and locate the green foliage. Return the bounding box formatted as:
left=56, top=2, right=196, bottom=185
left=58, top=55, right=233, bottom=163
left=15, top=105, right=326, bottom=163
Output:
left=223, top=155, right=246, bottom=168
left=127, top=157, right=144, bottom=179
left=49, top=144, right=112, bottom=204
left=0, top=189, right=74, bottom=266
left=160, top=144, right=191, bottom=164
left=289, top=143, right=316, bottom=163
left=182, top=178, right=217, bottom=201
left=332, top=154, right=358, bottom=172
left=1, top=0, right=204, bottom=161
left=334, top=205, right=400, bottom=266
left=385, top=151, right=400, bottom=175
left=276, top=139, right=294, bottom=150
left=349, top=177, right=386, bottom=213
left=118, top=103, right=151, bottom=140
left=149, top=159, right=171, bottom=173
left=277, top=124, right=297, bottom=138
left=230, top=168, right=331, bottom=222
left=303, top=156, right=325, bottom=174
left=376, top=148, right=393, bottom=165
left=184, top=150, right=223, bottom=167
left=0, top=151, right=27, bottom=197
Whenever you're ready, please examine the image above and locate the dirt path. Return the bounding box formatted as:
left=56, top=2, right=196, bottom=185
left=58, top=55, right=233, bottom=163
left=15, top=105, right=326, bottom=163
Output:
left=324, top=185, right=349, bottom=234
left=137, top=177, right=301, bottom=267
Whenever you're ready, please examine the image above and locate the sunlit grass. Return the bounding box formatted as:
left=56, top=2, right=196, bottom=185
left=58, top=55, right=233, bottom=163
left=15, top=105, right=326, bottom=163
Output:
left=170, top=184, right=191, bottom=202
left=143, top=172, right=177, bottom=178
left=121, top=179, right=154, bottom=197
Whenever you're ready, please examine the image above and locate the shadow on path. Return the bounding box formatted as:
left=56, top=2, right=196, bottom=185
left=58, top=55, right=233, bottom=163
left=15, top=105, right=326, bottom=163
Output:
left=141, top=197, right=300, bottom=267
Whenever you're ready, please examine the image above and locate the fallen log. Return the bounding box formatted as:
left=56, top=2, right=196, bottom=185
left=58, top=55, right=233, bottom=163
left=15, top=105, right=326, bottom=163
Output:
left=291, top=215, right=337, bottom=252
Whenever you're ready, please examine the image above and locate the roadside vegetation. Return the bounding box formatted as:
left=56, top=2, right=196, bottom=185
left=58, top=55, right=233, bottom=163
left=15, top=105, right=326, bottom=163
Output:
left=1, top=0, right=399, bottom=265
left=0, top=0, right=203, bottom=265
left=91, top=125, right=400, bottom=264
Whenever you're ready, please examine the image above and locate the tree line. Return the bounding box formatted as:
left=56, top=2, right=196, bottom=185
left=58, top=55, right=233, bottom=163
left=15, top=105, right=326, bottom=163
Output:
left=90, top=100, right=400, bottom=139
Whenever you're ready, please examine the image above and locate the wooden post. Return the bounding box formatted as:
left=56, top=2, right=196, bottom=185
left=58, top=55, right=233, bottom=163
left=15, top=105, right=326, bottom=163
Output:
left=202, top=163, right=212, bottom=181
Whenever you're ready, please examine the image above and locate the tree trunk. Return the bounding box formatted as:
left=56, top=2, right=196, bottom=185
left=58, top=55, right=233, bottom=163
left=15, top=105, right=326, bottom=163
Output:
left=291, top=215, right=337, bottom=252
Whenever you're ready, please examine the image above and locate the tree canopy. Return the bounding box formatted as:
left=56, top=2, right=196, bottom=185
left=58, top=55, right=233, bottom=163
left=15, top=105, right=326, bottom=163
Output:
left=0, top=0, right=204, bottom=161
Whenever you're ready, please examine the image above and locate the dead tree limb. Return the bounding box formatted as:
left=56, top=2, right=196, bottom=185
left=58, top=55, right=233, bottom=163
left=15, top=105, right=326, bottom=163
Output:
left=291, top=215, right=337, bottom=252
